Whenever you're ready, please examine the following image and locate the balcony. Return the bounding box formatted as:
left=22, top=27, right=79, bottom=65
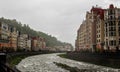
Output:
left=0, top=39, right=9, bottom=43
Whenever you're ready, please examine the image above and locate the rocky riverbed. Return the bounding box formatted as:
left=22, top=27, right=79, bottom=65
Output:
left=16, top=53, right=120, bottom=72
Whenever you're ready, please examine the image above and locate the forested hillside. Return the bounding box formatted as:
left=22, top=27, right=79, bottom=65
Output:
left=0, top=17, right=72, bottom=47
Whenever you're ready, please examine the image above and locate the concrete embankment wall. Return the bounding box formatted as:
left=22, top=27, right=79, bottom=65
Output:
left=66, top=52, right=120, bottom=68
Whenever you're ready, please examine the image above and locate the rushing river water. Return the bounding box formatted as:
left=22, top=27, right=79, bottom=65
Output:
left=16, top=53, right=120, bottom=72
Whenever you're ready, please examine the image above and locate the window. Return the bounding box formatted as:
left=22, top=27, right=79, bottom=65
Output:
left=106, top=33, right=108, bottom=37
left=109, top=32, right=116, bottom=36
left=119, top=39, right=120, bottom=44
left=110, top=16, right=113, bottom=20
left=105, top=23, right=107, bottom=27
left=110, top=27, right=116, bottom=31
left=113, top=27, right=116, bottom=31
left=3, top=26, right=7, bottom=30
left=109, top=21, right=113, bottom=26
left=109, top=10, right=113, bottom=15
left=99, top=39, right=100, bottom=42
left=113, top=21, right=116, bottom=25
left=113, top=32, right=116, bottom=36
left=118, top=16, right=120, bottom=20
left=110, top=40, right=116, bottom=46
left=118, top=21, right=120, bottom=26
left=106, top=28, right=107, bottom=32
left=119, top=27, right=120, bottom=31
left=114, top=40, right=116, bottom=46
left=111, top=32, right=113, bottom=36
left=106, top=41, right=108, bottom=46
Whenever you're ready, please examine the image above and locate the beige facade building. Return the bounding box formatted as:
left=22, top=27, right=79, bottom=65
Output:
left=26, top=39, right=32, bottom=51
left=17, top=34, right=31, bottom=51
left=31, top=37, right=46, bottom=51
left=9, top=27, right=18, bottom=51
left=76, top=22, right=86, bottom=51
left=104, top=4, right=120, bottom=51
left=85, top=12, right=93, bottom=51
left=0, top=22, right=10, bottom=50
left=96, top=18, right=104, bottom=51
left=76, top=11, right=97, bottom=51
left=76, top=4, right=120, bottom=52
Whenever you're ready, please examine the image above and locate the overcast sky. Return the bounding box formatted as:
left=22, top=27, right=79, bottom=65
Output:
left=0, top=0, right=120, bottom=46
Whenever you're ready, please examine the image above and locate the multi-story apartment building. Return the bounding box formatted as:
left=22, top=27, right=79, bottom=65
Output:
left=31, top=37, right=46, bottom=51
left=76, top=11, right=97, bottom=51
left=91, top=7, right=105, bottom=52
left=96, top=16, right=104, bottom=52
left=104, top=4, right=120, bottom=51
left=37, top=37, right=46, bottom=50
left=85, top=12, right=94, bottom=51
left=76, top=22, right=86, bottom=51
left=0, top=22, right=10, bottom=50
left=75, top=39, right=78, bottom=51
left=17, top=34, right=31, bottom=51
left=91, top=6, right=103, bottom=51
left=31, top=37, right=38, bottom=51
left=0, top=22, right=47, bottom=52
left=9, top=27, right=18, bottom=51
left=26, top=39, right=32, bottom=51
left=76, top=4, right=120, bottom=52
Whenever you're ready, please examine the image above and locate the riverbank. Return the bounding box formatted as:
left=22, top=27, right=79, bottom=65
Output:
left=59, top=52, right=120, bottom=69
left=6, top=51, right=59, bottom=70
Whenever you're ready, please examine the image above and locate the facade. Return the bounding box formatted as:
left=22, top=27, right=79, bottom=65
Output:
left=31, top=37, right=38, bottom=51
left=76, top=22, right=86, bottom=51
left=31, top=37, right=46, bottom=51
left=63, top=44, right=73, bottom=51
left=104, top=4, right=120, bottom=51
left=0, top=22, right=10, bottom=51
left=76, top=4, right=120, bottom=52
left=26, top=39, right=32, bottom=51
left=91, top=6, right=104, bottom=51
left=91, top=7, right=105, bottom=51
left=0, top=22, right=46, bottom=52
left=9, top=27, right=18, bottom=51
left=96, top=17, right=104, bottom=51
left=76, top=11, right=96, bottom=51
left=17, top=34, right=31, bottom=51
left=85, top=12, right=93, bottom=51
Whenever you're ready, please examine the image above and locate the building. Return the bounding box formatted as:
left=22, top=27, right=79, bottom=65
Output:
left=76, top=11, right=96, bottom=51
left=17, top=34, right=31, bottom=51
left=104, top=4, right=120, bottom=51
left=26, top=39, right=32, bottom=51
left=76, top=22, right=86, bottom=51
left=85, top=12, right=94, bottom=51
left=31, top=37, right=37, bottom=51
left=90, top=6, right=105, bottom=52
left=37, top=37, right=46, bottom=50
left=76, top=4, right=120, bottom=52
left=63, top=44, right=73, bottom=51
left=9, top=27, right=18, bottom=51
left=31, top=37, right=46, bottom=51
left=0, top=22, right=10, bottom=51
left=0, top=22, right=46, bottom=52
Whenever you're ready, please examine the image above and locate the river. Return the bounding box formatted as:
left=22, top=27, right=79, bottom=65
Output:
left=16, top=53, right=120, bottom=72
